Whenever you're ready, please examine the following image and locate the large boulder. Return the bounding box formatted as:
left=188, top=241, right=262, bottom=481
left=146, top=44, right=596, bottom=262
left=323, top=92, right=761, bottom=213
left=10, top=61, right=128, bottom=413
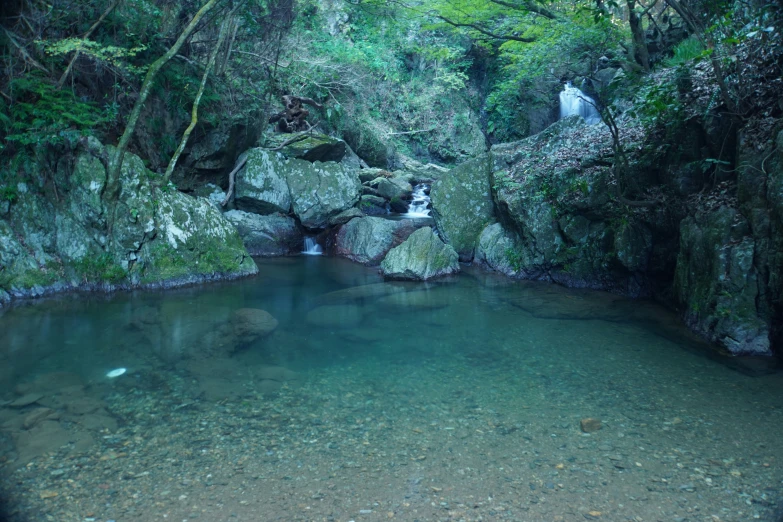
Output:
left=335, top=216, right=416, bottom=265
left=286, top=160, right=362, bottom=228
left=224, top=210, right=303, bottom=256
left=0, top=138, right=257, bottom=302
left=380, top=227, right=459, bottom=280
left=430, top=154, right=494, bottom=261
left=234, top=149, right=292, bottom=215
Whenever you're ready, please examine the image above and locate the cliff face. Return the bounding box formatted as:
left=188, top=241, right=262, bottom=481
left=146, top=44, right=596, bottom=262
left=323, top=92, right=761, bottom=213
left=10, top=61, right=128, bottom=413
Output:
left=430, top=107, right=781, bottom=356
left=0, top=138, right=257, bottom=304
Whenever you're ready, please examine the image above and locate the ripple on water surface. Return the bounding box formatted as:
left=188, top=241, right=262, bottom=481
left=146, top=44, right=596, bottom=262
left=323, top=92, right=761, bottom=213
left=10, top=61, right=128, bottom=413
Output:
left=0, top=257, right=781, bottom=522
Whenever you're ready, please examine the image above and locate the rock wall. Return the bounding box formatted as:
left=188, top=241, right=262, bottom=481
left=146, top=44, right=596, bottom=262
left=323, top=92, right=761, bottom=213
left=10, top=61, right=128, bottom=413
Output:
left=430, top=115, right=781, bottom=356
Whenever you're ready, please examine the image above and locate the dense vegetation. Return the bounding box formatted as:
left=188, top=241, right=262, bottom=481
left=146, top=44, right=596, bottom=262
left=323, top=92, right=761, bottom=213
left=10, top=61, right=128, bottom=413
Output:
left=2, top=0, right=781, bottom=181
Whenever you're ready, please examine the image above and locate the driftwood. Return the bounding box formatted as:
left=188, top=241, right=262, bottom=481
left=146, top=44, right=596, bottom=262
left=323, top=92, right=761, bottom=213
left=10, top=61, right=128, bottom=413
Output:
left=268, top=95, right=323, bottom=133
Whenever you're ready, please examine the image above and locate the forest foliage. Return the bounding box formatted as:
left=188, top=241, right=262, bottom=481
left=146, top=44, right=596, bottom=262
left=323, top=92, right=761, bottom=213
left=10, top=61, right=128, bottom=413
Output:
left=0, top=0, right=781, bottom=189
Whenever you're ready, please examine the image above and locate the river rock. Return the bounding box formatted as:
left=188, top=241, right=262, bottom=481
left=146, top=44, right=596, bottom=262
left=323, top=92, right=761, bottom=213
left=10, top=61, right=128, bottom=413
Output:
left=232, top=308, right=279, bottom=346
left=580, top=418, right=602, bottom=433
left=23, top=408, right=58, bottom=429
left=380, top=227, right=460, bottom=280
left=336, top=217, right=416, bottom=265
left=359, top=195, right=388, bottom=215
left=8, top=393, right=44, bottom=408
left=359, top=168, right=388, bottom=183
left=286, top=160, right=362, bottom=229
left=11, top=419, right=71, bottom=464
left=328, top=207, right=364, bottom=226
left=234, top=149, right=292, bottom=214
left=370, top=176, right=412, bottom=201
left=224, top=210, right=302, bottom=256
left=430, top=154, right=494, bottom=261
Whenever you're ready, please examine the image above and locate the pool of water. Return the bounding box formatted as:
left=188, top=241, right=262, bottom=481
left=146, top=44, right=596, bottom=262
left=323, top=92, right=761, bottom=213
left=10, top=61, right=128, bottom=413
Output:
left=1, top=257, right=782, bottom=521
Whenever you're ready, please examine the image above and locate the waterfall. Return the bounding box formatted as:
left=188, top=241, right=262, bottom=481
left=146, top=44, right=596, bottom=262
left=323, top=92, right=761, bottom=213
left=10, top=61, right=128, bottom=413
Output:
left=559, top=83, right=602, bottom=125
left=404, top=184, right=431, bottom=218
left=302, top=237, right=323, bottom=256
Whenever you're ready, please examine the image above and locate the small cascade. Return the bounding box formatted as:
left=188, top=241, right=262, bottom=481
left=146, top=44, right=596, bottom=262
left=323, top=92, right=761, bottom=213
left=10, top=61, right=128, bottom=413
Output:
left=302, top=237, right=323, bottom=256
left=404, top=184, right=431, bottom=218
left=559, top=83, right=602, bottom=125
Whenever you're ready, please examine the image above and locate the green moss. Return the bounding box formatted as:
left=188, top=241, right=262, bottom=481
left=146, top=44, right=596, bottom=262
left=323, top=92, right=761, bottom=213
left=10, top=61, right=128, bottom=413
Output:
left=13, top=261, right=62, bottom=289
left=141, top=234, right=247, bottom=284
left=73, top=254, right=127, bottom=284
left=504, top=247, right=523, bottom=273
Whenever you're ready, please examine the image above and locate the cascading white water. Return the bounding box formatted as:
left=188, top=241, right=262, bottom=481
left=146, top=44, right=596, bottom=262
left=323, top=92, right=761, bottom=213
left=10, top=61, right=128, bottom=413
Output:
left=404, top=184, right=431, bottom=218
left=302, top=237, right=323, bottom=256
left=559, top=83, right=602, bottom=125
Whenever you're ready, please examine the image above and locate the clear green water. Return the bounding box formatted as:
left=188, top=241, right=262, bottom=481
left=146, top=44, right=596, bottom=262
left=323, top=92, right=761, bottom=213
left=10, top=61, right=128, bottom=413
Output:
left=1, top=257, right=782, bottom=521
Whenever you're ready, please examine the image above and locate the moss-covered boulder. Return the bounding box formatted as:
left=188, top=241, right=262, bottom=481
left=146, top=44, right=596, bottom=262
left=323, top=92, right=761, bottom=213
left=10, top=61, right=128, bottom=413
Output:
left=224, top=210, right=302, bottom=256
left=0, top=139, right=257, bottom=302
left=265, top=133, right=347, bottom=163
left=286, top=160, right=362, bottom=229
left=380, top=227, right=459, bottom=280
left=234, top=149, right=292, bottom=215
left=335, top=216, right=416, bottom=265
left=430, top=154, right=494, bottom=261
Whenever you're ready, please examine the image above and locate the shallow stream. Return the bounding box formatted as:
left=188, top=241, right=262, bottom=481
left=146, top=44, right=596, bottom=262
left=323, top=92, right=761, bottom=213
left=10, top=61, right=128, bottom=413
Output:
left=1, top=257, right=781, bottom=521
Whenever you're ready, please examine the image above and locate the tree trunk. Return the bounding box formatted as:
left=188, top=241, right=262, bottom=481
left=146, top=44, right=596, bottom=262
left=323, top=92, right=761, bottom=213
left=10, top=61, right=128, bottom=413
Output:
left=106, top=0, right=219, bottom=201
left=626, top=0, right=651, bottom=71
left=163, top=12, right=232, bottom=184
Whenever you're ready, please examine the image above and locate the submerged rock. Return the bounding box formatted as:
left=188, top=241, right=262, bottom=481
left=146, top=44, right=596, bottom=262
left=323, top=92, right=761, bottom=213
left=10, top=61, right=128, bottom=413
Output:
left=430, top=154, right=494, bottom=261
left=232, top=308, right=279, bottom=346
left=312, top=282, right=407, bottom=307
left=224, top=210, right=302, bottom=256
left=306, top=304, right=365, bottom=328
left=380, top=227, right=459, bottom=281
left=376, top=290, right=451, bottom=310
left=335, top=216, right=416, bottom=265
